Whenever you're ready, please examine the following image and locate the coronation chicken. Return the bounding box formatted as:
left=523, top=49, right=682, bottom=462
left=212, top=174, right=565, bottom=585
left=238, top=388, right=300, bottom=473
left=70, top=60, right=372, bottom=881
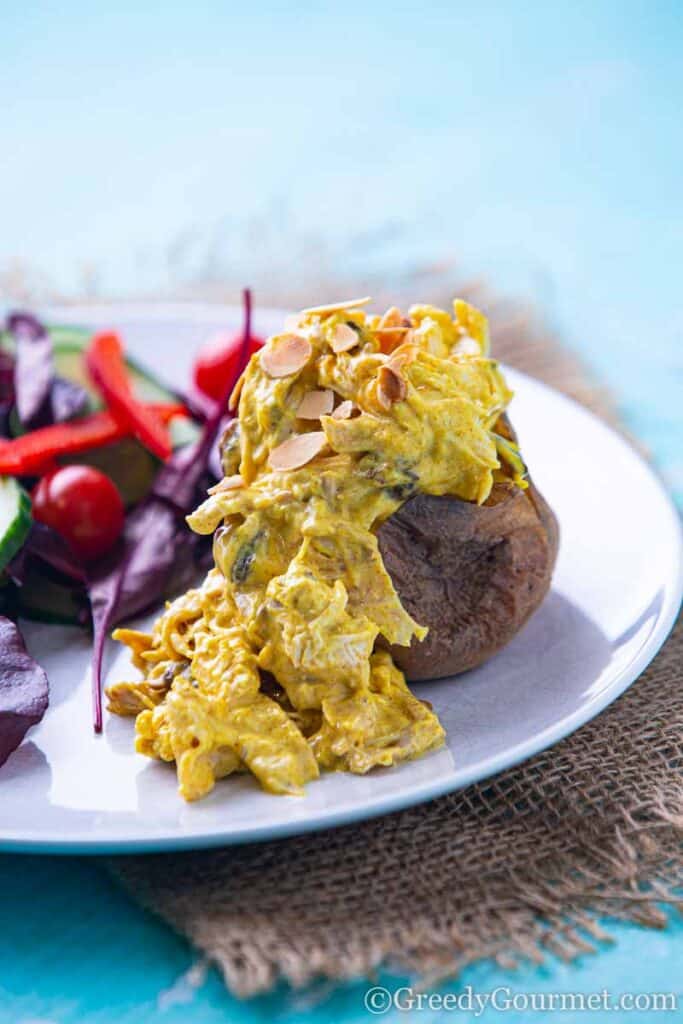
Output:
left=107, top=298, right=522, bottom=801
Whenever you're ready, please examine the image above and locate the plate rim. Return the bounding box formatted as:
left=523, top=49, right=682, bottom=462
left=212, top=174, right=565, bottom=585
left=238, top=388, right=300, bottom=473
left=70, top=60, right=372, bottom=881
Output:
left=0, top=304, right=681, bottom=854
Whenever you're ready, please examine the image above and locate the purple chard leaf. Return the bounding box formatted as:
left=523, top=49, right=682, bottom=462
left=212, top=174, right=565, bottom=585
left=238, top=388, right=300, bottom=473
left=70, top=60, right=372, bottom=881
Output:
left=0, top=615, right=49, bottom=768
left=6, top=311, right=89, bottom=429
left=0, top=349, right=16, bottom=437
left=8, top=312, right=53, bottom=429
left=8, top=522, right=87, bottom=586
left=50, top=375, right=90, bottom=423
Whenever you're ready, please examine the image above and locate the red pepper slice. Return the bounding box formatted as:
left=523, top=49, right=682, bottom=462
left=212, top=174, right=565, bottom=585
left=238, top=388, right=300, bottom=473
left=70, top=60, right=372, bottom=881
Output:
left=85, top=333, right=173, bottom=461
left=0, top=403, right=185, bottom=476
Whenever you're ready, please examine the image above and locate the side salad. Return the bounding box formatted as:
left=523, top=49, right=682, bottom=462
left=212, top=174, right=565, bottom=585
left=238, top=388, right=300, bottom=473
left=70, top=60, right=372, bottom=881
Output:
left=0, top=290, right=262, bottom=767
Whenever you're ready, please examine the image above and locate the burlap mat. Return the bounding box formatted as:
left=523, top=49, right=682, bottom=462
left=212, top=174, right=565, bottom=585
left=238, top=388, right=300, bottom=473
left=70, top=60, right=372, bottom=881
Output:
left=110, top=286, right=682, bottom=997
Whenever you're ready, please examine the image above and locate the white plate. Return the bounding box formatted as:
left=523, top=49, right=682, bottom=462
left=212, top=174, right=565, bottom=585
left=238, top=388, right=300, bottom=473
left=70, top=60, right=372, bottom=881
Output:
left=0, top=304, right=681, bottom=853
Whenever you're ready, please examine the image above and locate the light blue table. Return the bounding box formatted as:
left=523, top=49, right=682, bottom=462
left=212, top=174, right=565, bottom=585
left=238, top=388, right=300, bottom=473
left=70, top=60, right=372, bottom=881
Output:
left=1, top=855, right=681, bottom=1023
left=1, top=2, right=681, bottom=1020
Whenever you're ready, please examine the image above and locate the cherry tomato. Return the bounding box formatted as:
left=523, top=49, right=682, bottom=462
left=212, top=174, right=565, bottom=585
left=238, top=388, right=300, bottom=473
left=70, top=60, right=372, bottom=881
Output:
left=32, top=466, right=125, bottom=562
left=193, top=331, right=264, bottom=402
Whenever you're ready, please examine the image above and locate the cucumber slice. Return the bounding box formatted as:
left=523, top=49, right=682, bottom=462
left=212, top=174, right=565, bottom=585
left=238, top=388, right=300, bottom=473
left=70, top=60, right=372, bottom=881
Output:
left=58, top=437, right=158, bottom=507
left=52, top=339, right=178, bottom=406
left=0, top=477, right=32, bottom=573
left=168, top=414, right=200, bottom=448
left=45, top=325, right=92, bottom=349
left=2, top=322, right=201, bottom=462
left=1, top=323, right=182, bottom=408
left=51, top=337, right=200, bottom=448
left=2, top=325, right=200, bottom=448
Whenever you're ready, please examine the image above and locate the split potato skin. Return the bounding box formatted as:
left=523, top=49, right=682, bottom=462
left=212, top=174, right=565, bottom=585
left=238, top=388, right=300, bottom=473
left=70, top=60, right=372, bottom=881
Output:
left=377, top=425, right=558, bottom=681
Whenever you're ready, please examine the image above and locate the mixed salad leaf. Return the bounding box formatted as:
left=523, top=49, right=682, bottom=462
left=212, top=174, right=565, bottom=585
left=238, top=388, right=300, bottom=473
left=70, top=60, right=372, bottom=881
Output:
left=8, top=311, right=90, bottom=430
left=0, top=615, right=49, bottom=768
left=0, top=350, right=15, bottom=436
left=0, top=291, right=257, bottom=754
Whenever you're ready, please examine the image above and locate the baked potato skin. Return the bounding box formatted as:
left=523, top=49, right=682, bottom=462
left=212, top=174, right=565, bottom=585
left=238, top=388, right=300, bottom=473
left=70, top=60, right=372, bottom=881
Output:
left=377, top=457, right=558, bottom=682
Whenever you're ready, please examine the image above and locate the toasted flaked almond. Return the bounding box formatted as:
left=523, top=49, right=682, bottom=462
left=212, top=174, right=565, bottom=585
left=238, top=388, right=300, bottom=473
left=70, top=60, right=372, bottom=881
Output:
left=374, top=307, right=411, bottom=353
left=374, top=325, right=410, bottom=336
left=332, top=400, right=355, bottom=420
left=331, top=399, right=356, bottom=420
left=385, top=347, right=415, bottom=372
left=261, top=334, right=312, bottom=378
left=269, top=431, right=328, bottom=471
left=379, top=306, right=403, bottom=329
left=300, top=297, right=372, bottom=317
left=452, top=334, right=480, bottom=357
left=377, top=365, right=407, bottom=410
left=330, top=322, right=360, bottom=353
left=207, top=474, right=244, bottom=495
left=296, top=389, right=335, bottom=419
left=374, top=324, right=410, bottom=354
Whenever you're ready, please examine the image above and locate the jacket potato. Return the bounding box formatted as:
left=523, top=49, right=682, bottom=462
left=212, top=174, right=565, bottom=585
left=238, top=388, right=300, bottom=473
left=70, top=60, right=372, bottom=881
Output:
left=378, top=424, right=558, bottom=680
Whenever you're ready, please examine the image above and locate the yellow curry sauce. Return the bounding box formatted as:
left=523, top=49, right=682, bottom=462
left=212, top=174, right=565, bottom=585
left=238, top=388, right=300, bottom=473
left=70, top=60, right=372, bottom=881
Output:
left=107, top=298, right=521, bottom=801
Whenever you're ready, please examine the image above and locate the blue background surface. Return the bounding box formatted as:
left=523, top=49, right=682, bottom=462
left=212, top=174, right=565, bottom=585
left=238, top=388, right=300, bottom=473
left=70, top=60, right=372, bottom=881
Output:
left=1, top=1, right=681, bottom=1020
left=2, top=0, right=682, bottom=502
